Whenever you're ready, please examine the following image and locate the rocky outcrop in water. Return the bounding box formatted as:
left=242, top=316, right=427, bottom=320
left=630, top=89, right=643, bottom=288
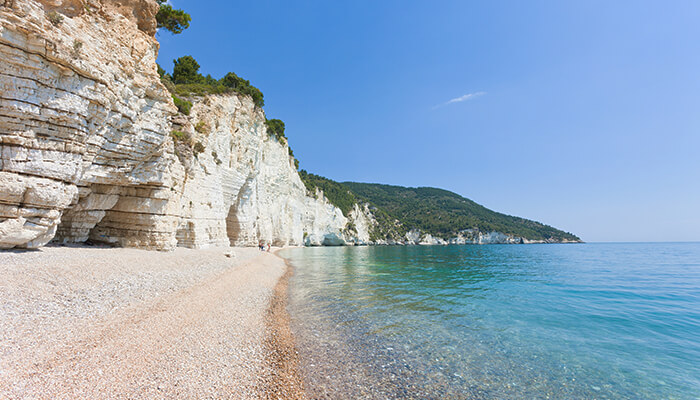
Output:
left=402, top=229, right=561, bottom=245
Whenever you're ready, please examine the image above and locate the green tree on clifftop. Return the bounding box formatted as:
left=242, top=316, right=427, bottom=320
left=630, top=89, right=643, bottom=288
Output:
left=221, top=72, right=265, bottom=108
left=155, top=0, right=191, bottom=34
left=172, top=56, right=201, bottom=84
left=163, top=56, right=266, bottom=109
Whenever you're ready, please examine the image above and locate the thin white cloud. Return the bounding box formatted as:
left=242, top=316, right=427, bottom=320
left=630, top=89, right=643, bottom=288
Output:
left=433, top=91, right=486, bottom=109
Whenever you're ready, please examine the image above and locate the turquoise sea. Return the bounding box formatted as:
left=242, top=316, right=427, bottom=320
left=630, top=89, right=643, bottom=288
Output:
left=281, top=243, right=700, bottom=399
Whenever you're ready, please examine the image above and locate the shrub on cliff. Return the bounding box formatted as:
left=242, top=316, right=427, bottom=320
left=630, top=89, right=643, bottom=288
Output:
left=172, top=95, right=192, bottom=115
left=264, top=119, right=286, bottom=142
left=265, top=118, right=298, bottom=168
left=172, top=83, right=229, bottom=97
left=220, top=72, right=264, bottom=108
left=195, top=121, right=210, bottom=134
left=165, top=57, right=265, bottom=108
left=155, top=0, right=191, bottom=34
left=46, top=11, right=64, bottom=26
left=193, top=141, right=205, bottom=155
left=170, top=130, right=190, bottom=142
left=287, top=147, right=300, bottom=170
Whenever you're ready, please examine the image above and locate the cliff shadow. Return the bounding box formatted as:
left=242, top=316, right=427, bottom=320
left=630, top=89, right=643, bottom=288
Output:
left=226, top=204, right=241, bottom=246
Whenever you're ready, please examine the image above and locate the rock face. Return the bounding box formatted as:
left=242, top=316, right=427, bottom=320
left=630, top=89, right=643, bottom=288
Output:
left=399, top=228, right=577, bottom=245
left=446, top=229, right=523, bottom=245
left=164, top=94, right=372, bottom=249
left=402, top=229, right=519, bottom=245
left=0, top=0, right=362, bottom=250
left=0, top=0, right=180, bottom=249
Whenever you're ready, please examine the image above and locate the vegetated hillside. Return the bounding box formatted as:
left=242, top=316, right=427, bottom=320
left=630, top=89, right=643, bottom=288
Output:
left=343, top=182, right=581, bottom=242
left=298, top=171, right=406, bottom=241
left=298, top=170, right=358, bottom=216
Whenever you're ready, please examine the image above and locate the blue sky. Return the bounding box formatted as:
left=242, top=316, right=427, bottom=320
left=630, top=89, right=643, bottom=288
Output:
left=158, top=1, right=700, bottom=242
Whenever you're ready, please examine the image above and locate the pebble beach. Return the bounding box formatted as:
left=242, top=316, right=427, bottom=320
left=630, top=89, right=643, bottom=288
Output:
left=0, top=245, right=305, bottom=399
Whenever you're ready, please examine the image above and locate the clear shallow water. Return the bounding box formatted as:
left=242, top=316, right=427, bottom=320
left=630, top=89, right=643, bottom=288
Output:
left=282, top=243, right=700, bottom=399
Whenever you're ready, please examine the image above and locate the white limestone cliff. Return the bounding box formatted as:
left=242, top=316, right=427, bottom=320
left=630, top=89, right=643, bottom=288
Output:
left=403, top=228, right=531, bottom=245
left=167, top=94, right=373, bottom=249
left=0, top=0, right=364, bottom=250
left=0, top=0, right=180, bottom=249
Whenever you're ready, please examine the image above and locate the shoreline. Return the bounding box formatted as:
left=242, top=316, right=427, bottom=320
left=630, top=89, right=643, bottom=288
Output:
left=259, top=252, right=307, bottom=399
